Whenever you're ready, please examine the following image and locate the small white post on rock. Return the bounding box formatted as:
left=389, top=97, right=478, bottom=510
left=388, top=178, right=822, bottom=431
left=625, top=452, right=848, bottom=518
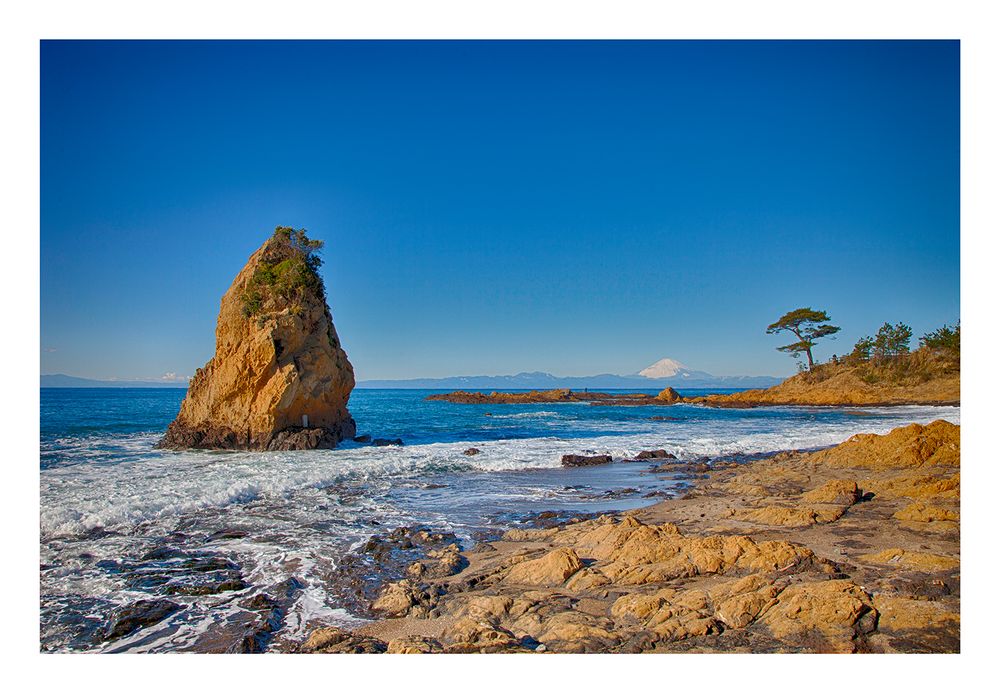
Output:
left=302, top=414, right=309, bottom=428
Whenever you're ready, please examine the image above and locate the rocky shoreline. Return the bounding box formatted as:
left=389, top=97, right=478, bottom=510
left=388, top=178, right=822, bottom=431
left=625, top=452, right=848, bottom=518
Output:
left=298, top=420, right=960, bottom=653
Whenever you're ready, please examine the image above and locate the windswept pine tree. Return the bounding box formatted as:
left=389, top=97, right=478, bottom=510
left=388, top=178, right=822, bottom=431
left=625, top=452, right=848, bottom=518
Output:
left=766, top=308, right=840, bottom=369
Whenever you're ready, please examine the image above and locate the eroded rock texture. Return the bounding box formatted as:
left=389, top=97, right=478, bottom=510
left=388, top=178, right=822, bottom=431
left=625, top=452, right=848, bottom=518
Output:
left=159, top=227, right=355, bottom=451
left=301, top=420, right=959, bottom=653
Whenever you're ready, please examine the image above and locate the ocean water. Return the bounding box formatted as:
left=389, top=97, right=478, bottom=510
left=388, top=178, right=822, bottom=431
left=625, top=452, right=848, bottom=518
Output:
left=39, top=387, right=960, bottom=652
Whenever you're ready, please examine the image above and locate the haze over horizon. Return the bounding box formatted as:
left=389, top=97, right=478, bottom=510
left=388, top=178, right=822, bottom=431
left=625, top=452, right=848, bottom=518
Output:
left=41, top=41, right=959, bottom=382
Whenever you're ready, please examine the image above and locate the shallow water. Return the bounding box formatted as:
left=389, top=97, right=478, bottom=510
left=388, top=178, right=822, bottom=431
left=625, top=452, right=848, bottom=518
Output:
left=39, top=387, right=960, bottom=652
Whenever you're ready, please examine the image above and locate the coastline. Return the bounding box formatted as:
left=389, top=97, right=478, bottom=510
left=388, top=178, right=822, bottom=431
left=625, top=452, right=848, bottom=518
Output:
left=300, top=420, right=960, bottom=653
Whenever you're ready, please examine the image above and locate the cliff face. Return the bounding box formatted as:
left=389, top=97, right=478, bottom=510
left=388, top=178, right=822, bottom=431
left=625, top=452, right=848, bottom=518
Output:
left=159, top=228, right=356, bottom=451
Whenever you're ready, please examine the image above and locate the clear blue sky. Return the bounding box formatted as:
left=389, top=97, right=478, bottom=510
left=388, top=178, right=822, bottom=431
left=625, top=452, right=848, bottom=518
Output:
left=41, top=40, right=959, bottom=381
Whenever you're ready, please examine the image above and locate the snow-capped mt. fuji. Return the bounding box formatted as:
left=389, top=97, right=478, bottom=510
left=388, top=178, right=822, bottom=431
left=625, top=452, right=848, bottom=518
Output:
left=636, top=357, right=715, bottom=381
left=638, top=357, right=689, bottom=378
left=356, top=356, right=783, bottom=389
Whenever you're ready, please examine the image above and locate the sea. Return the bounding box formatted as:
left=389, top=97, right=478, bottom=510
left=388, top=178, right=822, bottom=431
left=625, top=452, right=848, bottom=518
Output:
left=39, top=387, right=961, bottom=652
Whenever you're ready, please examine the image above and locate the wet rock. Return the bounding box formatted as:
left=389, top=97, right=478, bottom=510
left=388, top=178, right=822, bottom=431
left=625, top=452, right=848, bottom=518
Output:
left=561, top=454, right=612, bottom=467
left=463, top=447, right=481, bottom=456
left=141, top=546, right=186, bottom=561
left=635, top=449, right=676, bottom=460
left=327, top=526, right=459, bottom=617
left=652, top=461, right=710, bottom=473
left=407, top=544, right=468, bottom=579
left=593, top=488, right=641, bottom=499
left=372, top=438, right=404, bottom=447
left=242, top=594, right=280, bottom=611
left=353, top=434, right=372, bottom=443
left=104, top=599, right=182, bottom=640
left=164, top=570, right=248, bottom=596
left=205, top=529, right=249, bottom=542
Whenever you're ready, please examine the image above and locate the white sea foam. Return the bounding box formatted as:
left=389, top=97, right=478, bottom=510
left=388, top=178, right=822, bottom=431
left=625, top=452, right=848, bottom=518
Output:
left=40, top=404, right=959, bottom=540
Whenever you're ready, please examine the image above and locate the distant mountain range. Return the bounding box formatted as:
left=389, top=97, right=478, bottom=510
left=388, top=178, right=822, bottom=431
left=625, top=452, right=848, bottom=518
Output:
left=42, top=358, right=786, bottom=391
left=357, top=358, right=784, bottom=390
left=41, top=374, right=188, bottom=388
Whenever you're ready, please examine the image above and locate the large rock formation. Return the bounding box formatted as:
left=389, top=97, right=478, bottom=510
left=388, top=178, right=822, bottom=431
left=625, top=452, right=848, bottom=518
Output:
left=158, top=227, right=356, bottom=451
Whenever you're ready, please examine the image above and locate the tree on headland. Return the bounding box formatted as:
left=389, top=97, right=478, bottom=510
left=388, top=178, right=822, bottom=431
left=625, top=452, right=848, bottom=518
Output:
left=920, top=322, right=960, bottom=358
left=766, top=308, right=840, bottom=369
left=850, top=335, right=876, bottom=362
left=873, top=322, right=912, bottom=360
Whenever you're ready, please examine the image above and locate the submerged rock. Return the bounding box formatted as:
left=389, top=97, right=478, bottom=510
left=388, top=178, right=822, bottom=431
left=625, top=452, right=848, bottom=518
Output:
left=104, top=599, right=182, bottom=641
left=158, top=227, right=356, bottom=451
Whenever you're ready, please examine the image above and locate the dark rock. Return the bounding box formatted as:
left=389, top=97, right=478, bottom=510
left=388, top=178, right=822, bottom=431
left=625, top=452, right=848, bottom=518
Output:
left=205, top=529, right=249, bottom=541
left=653, top=461, right=711, bottom=473
left=561, top=454, right=613, bottom=467
left=265, top=426, right=346, bottom=451
left=242, top=594, right=280, bottom=611
left=598, top=488, right=640, bottom=499
left=104, top=599, right=182, bottom=640
left=141, top=546, right=186, bottom=561
left=372, top=438, right=404, bottom=447
left=353, top=434, right=372, bottom=443
left=635, top=449, right=676, bottom=460
left=463, top=447, right=481, bottom=456
left=164, top=571, right=248, bottom=596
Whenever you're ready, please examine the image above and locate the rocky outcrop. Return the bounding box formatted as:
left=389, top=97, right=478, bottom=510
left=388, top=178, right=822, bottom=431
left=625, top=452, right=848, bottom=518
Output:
left=158, top=228, right=356, bottom=451
left=656, top=387, right=682, bottom=403
left=301, top=420, right=959, bottom=654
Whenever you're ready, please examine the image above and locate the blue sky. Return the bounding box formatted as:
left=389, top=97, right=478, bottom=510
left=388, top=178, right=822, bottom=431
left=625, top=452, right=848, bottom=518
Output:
left=41, top=40, right=959, bottom=381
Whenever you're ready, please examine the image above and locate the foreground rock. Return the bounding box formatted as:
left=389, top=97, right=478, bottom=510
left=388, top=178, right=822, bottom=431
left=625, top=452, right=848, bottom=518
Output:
left=300, top=420, right=960, bottom=653
left=159, top=227, right=356, bottom=450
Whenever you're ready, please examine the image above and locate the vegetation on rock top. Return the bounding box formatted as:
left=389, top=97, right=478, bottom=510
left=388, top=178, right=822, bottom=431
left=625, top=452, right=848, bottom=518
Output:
left=241, top=227, right=326, bottom=318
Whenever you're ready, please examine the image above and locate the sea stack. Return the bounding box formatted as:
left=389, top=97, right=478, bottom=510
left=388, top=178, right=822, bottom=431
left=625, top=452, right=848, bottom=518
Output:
left=158, top=227, right=356, bottom=451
